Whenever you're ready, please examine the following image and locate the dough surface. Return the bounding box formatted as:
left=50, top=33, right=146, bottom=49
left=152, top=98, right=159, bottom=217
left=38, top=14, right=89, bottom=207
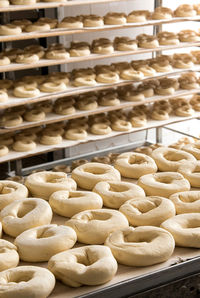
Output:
left=169, top=191, right=200, bottom=214
left=48, top=245, right=117, bottom=287
left=0, top=239, right=19, bottom=272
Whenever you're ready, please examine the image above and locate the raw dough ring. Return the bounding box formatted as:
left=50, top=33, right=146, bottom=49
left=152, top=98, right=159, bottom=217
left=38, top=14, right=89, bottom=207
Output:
left=65, top=209, right=128, bottom=244
left=71, top=162, right=121, bottom=190
left=49, top=190, right=103, bottom=217
left=93, top=181, right=145, bottom=209
left=105, top=226, right=175, bottom=266
left=15, top=54, right=39, bottom=64
left=119, top=196, right=176, bottom=226
left=64, top=128, right=87, bottom=140
left=13, top=85, right=40, bottom=98
left=0, top=180, right=28, bottom=210
left=0, top=239, right=19, bottom=272
left=0, top=266, right=55, bottom=298
left=40, top=82, right=67, bottom=93
left=151, top=147, right=196, bottom=172
left=161, top=213, right=200, bottom=248
left=0, top=198, right=53, bottom=237
left=13, top=140, right=36, bottom=152
left=182, top=141, right=200, bottom=160
left=0, top=90, right=8, bottom=102
left=0, top=24, right=22, bottom=36
left=137, top=172, right=190, bottom=198
left=111, top=120, right=132, bottom=131
left=0, top=1, right=9, bottom=7
left=0, top=145, right=9, bottom=157
left=25, top=171, right=77, bottom=200
left=91, top=123, right=112, bottom=135
left=114, top=152, right=157, bottom=179
left=169, top=191, right=200, bottom=214
left=96, top=72, right=119, bottom=84
left=48, top=245, right=117, bottom=287
left=178, top=160, right=200, bottom=187
left=15, top=224, right=77, bottom=262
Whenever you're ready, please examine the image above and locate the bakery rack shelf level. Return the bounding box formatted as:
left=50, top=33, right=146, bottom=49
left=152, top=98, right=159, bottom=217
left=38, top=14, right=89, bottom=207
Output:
left=1, top=15, right=200, bottom=43
left=0, top=0, right=130, bottom=13
left=1, top=112, right=200, bottom=165
left=1, top=88, right=199, bottom=134
left=1, top=73, right=200, bottom=110
left=2, top=41, right=200, bottom=73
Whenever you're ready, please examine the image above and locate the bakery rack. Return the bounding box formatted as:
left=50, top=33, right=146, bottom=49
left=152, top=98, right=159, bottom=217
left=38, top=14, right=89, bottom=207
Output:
left=0, top=0, right=200, bottom=175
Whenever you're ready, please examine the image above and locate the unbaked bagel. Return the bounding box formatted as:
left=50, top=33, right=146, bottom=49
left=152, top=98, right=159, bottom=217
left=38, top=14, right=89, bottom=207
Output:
left=71, top=162, right=121, bottom=190
left=49, top=190, right=103, bottom=217
left=93, top=181, right=145, bottom=208
left=65, top=208, right=128, bottom=244
left=15, top=224, right=77, bottom=262
left=25, top=171, right=77, bottom=200
left=161, top=213, right=200, bottom=248
left=48, top=245, right=117, bottom=287
left=0, top=239, right=19, bottom=272
left=137, top=172, right=190, bottom=198
left=105, top=226, right=175, bottom=266
left=0, top=197, right=53, bottom=237
left=169, top=191, right=200, bottom=214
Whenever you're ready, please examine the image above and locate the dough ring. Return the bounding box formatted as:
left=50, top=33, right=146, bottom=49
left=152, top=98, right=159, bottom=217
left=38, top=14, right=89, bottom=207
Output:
left=111, top=120, right=132, bottom=132
left=48, top=245, right=117, bottom=287
left=178, top=160, right=200, bottom=187
left=119, top=196, right=175, bottom=226
left=105, top=226, right=175, bottom=266
left=25, top=171, right=76, bottom=200
left=73, top=77, right=96, bottom=87
left=13, top=140, right=36, bottom=152
left=114, top=152, right=157, bottom=179
left=96, top=72, right=119, bottom=84
left=0, top=90, right=8, bottom=102
left=24, top=109, right=46, bottom=122
left=65, top=209, right=128, bottom=244
left=0, top=198, right=53, bottom=237
left=93, top=181, right=145, bottom=209
left=161, top=213, right=200, bottom=248
left=0, top=24, right=22, bottom=36
left=151, top=147, right=196, bottom=172
left=0, top=266, right=55, bottom=298
left=182, top=141, right=200, bottom=160
left=64, top=128, right=87, bottom=140
left=15, top=224, right=77, bottom=262
left=15, top=54, right=39, bottom=64
left=0, top=145, right=9, bottom=157
left=40, top=132, right=62, bottom=145
left=40, top=82, right=67, bottom=93
left=13, top=85, right=40, bottom=98
left=90, top=123, right=111, bottom=135
left=137, top=172, right=190, bottom=198
left=0, top=180, right=28, bottom=210
left=0, top=239, right=19, bottom=272
left=71, top=162, right=121, bottom=190
left=49, top=190, right=103, bottom=217
left=169, top=191, right=200, bottom=214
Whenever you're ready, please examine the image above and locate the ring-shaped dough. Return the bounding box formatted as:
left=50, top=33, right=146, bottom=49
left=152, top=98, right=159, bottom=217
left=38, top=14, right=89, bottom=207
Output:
left=0, top=90, right=8, bottom=102
left=0, top=24, right=22, bottom=36
left=71, top=162, right=121, bottom=190
left=0, top=240, right=19, bottom=272
left=0, top=266, right=55, bottom=298
left=91, top=123, right=112, bottom=135
left=64, top=128, right=87, bottom=140
left=178, top=160, right=200, bottom=187
left=169, top=191, right=200, bottom=214
left=96, top=72, right=119, bottom=84
left=93, top=181, right=145, bottom=209
left=13, top=85, right=40, bottom=98
left=65, top=209, right=128, bottom=244
left=114, top=152, right=157, bottom=179
left=15, top=224, right=77, bottom=262
left=48, top=245, right=117, bottom=287
left=182, top=141, right=200, bottom=160
left=0, top=180, right=28, bottom=210
left=0, top=198, right=53, bottom=237
left=25, top=171, right=77, bottom=200
left=151, top=147, right=196, bottom=172
left=119, top=196, right=176, bottom=226
left=49, top=190, right=103, bottom=217
left=40, top=82, right=67, bottom=93
left=105, top=226, right=175, bottom=266
left=137, top=172, right=190, bottom=198
left=0, top=145, right=9, bottom=157
left=161, top=213, right=200, bottom=248
left=13, top=140, right=36, bottom=152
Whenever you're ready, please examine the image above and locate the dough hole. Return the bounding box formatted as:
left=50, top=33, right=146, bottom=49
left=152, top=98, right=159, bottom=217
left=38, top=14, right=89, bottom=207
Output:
left=155, top=176, right=173, bottom=184
left=17, top=202, right=35, bottom=218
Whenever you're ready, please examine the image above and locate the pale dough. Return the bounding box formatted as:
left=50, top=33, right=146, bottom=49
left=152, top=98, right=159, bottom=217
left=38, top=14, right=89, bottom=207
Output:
left=0, top=239, right=19, bottom=272
left=48, top=245, right=117, bottom=287
left=169, top=191, right=200, bottom=214
left=65, top=208, right=129, bottom=244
